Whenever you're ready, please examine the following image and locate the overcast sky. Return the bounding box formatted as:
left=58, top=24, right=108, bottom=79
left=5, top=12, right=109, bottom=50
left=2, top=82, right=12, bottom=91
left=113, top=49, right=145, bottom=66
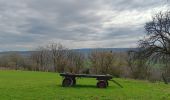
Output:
left=0, top=0, right=169, bottom=51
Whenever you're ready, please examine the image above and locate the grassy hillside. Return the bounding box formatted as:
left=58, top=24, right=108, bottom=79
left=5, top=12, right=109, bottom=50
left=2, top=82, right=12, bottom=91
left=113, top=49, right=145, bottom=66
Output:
left=0, top=70, right=169, bottom=100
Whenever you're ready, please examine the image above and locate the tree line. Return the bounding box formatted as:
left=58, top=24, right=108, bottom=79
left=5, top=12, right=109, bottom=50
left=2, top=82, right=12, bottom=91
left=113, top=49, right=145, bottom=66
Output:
left=0, top=43, right=128, bottom=77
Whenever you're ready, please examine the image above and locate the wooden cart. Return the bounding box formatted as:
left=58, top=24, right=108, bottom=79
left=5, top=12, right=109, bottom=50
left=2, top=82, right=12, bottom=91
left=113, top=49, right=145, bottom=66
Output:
left=60, top=73, right=123, bottom=88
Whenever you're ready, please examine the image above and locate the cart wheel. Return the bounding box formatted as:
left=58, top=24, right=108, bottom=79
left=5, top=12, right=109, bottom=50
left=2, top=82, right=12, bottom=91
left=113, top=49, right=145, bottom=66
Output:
left=62, top=78, right=73, bottom=87
left=97, top=80, right=107, bottom=88
left=72, top=78, right=76, bottom=85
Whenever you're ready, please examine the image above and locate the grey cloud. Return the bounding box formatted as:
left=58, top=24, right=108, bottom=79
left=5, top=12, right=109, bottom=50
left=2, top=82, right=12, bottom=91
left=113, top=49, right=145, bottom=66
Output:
left=0, top=0, right=169, bottom=51
left=106, top=0, right=167, bottom=11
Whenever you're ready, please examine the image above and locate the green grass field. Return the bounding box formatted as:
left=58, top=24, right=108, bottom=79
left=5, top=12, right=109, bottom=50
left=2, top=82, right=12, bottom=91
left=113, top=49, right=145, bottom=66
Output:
left=0, top=70, right=170, bottom=100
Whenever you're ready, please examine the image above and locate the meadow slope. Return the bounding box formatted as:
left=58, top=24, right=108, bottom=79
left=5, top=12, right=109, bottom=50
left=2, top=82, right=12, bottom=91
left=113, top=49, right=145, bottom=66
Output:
left=0, top=70, right=170, bottom=100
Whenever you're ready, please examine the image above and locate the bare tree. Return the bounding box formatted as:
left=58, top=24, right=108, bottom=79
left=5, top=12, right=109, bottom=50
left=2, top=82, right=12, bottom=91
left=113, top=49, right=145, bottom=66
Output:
left=30, top=46, right=51, bottom=71
left=65, top=50, right=84, bottom=73
left=89, top=50, right=118, bottom=75
left=31, top=43, right=85, bottom=73
left=48, top=43, right=68, bottom=72
left=0, top=52, right=26, bottom=70
left=127, top=51, right=151, bottom=79
left=139, top=11, right=170, bottom=75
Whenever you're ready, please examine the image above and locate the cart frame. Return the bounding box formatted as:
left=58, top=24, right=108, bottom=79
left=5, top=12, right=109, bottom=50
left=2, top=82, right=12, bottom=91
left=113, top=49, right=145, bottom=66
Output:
left=60, top=73, right=118, bottom=88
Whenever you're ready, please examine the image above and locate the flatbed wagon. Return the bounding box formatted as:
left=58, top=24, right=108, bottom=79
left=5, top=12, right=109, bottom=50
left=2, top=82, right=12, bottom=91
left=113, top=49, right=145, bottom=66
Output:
left=60, top=73, right=123, bottom=88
